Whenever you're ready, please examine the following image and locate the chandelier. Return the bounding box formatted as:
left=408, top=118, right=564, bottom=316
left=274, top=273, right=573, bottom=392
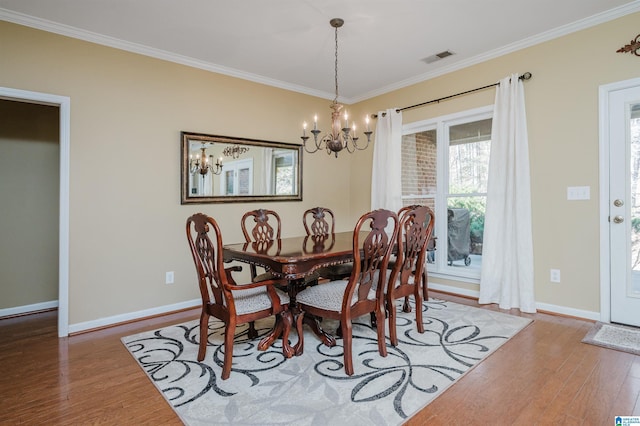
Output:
left=222, top=144, right=250, bottom=159
left=301, top=18, right=373, bottom=158
left=190, top=144, right=222, bottom=176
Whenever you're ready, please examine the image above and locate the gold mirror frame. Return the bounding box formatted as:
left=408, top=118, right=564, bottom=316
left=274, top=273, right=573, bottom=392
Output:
left=181, top=132, right=303, bottom=204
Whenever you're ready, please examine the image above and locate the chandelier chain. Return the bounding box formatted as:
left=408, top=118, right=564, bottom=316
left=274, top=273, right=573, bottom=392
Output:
left=334, top=24, right=339, bottom=105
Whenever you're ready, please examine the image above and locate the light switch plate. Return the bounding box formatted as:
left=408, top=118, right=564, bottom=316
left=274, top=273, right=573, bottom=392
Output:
left=567, top=186, right=590, bottom=200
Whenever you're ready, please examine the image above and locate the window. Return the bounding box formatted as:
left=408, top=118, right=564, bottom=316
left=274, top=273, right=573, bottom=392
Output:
left=220, top=158, right=253, bottom=195
left=272, top=150, right=297, bottom=195
left=402, top=106, right=492, bottom=280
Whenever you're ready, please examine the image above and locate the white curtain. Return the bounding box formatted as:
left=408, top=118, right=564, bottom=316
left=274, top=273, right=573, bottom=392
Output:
left=479, top=74, right=536, bottom=313
left=371, top=108, right=403, bottom=212
left=263, top=147, right=273, bottom=194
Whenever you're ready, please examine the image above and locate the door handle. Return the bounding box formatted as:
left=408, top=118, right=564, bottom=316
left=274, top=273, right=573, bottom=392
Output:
left=613, top=215, right=624, bottom=224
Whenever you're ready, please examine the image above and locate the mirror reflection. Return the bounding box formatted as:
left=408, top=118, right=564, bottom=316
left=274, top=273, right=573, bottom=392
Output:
left=181, top=132, right=303, bottom=204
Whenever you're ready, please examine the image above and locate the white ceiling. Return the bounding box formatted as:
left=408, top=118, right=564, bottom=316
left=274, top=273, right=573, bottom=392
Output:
left=1, top=0, right=638, bottom=103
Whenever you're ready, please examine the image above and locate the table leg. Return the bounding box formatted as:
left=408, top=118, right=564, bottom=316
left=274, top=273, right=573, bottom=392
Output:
left=257, top=311, right=296, bottom=358
left=280, top=311, right=296, bottom=358
left=288, top=278, right=336, bottom=348
left=292, top=306, right=305, bottom=356
left=303, top=314, right=336, bottom=347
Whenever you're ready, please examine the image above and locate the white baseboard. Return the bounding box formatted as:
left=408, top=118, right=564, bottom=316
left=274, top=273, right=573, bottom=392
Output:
left=0, top=300, right=59, bottom=318
left=429, top=282, right=480, bottom=299
left=534, top=302, right=600, bottom=321
left=68, top=298, right=201, bottom=335
left=64, top=280, right=601, bottom=335
left=428, top=282, right=600, bottom=321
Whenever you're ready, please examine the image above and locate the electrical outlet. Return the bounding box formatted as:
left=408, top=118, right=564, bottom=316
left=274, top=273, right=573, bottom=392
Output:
left=165, top=271, right=174, bottom=284
left=550, top=269, right=561, bottom=283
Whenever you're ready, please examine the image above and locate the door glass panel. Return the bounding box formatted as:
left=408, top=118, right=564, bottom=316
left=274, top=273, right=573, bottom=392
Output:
left=630, top=103, right=640, bottom=296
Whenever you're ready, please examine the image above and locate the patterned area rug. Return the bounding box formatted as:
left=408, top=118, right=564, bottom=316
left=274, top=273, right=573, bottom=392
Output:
left=122, top=299, right=532, bottom=425
left=582, top=321, right=640, bottom=356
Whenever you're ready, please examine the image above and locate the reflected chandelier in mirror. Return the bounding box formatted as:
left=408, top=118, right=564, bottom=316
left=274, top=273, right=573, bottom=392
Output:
left=180, top=132, right=303, bottom=204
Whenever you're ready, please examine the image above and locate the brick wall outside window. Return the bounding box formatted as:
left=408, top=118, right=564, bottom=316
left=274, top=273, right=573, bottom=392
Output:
left=401, top=130, right=436, bottom=205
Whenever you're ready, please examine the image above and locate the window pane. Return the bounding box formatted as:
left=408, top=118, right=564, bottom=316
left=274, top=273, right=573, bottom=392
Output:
left=402, top=129, right=437, bottom=199
left=449, top=119, right=491, bottom=194
left=629, top=105, right=640, bottom=293
left=401, top=130, right=439, bottom=264
left=274, top=153, right=294, bottom=195
left=238, top=167, right=250, bottom=195
left=447, top=196, right=485, bottom=270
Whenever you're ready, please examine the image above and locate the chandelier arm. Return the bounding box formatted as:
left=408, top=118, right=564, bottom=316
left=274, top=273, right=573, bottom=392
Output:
left=302, top=138, right=321, bottom=154
left=345, top=139, right=355, bottom=153
left=351, top=134, right=370, bottom=151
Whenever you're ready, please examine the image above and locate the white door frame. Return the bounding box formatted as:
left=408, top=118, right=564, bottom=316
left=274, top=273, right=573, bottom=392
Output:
left=0, top=87, right=70, bottom=337
left=599, top=77, right=640, bottom=323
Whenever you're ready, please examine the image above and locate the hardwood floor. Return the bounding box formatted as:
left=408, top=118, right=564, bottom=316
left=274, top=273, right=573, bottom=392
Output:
left=1, top=291, right=639, bottom=425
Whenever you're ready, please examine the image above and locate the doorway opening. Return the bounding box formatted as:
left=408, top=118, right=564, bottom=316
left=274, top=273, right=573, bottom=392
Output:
left=0, top=87, right=70, bottom=337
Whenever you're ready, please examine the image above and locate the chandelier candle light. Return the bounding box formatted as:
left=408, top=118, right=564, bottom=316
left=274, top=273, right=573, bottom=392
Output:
left=190, top=144, right=222, bottom=177
left=301, top=18, right=373, bottom=157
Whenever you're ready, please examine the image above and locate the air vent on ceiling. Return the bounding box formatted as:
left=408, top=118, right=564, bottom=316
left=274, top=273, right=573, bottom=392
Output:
left=422, top=50, right=455, bottom=64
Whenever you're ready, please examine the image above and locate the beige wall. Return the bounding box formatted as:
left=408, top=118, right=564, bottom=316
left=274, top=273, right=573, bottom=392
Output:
left=0, top=99, right=59, bottom=309
left=350, top=12, right=640, bottom=314
left=0, top=20, right=354, bottom=325
left=1, top=10, right=637, bottom=326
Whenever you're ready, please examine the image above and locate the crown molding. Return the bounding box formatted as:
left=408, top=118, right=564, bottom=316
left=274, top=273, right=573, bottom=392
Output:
left=2, top=2, right=639, bottom=104
left=350, top=1, right=640, bottom=103
left=0, top=7, right=336, bottom=101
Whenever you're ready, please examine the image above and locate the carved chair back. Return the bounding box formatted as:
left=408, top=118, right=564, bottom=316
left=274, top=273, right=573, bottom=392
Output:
left=241, top=208, right=282, bottom=243
left=303, top=206, right=336, bottom=237
left=186, top=213, right=229, bottom=307
left=391, top=205, right=435, bottom=289
left=347, top=209, right=399, bottom=313
left=241, top=209, right=282, bottom=281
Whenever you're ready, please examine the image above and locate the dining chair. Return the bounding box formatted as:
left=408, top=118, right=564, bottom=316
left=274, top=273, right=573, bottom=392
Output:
left=186, top=213, right=291, bottom=380
left=388, top=205, right=434, bottom=300
left=241, top=209, right=283, bottom=283
left=243, top=208, right=319, bottom=289
left=302, top=206, right=354, bottom=281
left=386, top=205, right=435, bottom=346
left=296, top=209, right=399, bottom=376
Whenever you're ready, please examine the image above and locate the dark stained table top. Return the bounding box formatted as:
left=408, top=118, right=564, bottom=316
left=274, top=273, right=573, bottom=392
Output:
left=223, top=231, right=365, bottom=280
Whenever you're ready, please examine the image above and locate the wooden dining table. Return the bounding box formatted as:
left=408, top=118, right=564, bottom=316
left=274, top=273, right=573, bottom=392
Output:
left=223, top=231, right=365, bottom=357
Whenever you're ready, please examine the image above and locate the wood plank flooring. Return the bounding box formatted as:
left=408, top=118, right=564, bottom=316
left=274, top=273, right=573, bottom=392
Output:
left=1, top=291, right=638, bottom=425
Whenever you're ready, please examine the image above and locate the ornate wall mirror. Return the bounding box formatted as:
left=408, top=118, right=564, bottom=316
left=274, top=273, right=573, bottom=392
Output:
left=181, top=132, right=303, bottom=204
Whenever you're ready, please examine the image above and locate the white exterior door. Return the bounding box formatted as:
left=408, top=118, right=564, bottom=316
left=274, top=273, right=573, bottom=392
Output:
left=606, top=80, right=640, bottom=327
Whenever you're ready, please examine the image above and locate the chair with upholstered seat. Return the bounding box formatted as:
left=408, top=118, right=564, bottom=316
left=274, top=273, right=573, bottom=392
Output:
left=242, top=208, right=319, bottom=288
left=386, top=205, right=435, bottom=346
left=296, top=209, right=399, bottom=376
left=241, top=209, right=283, bottom=283
left=186, top=213, right=291, bottom=380
left=302, top=207, right=353, bottom=281
left=387, top=205, right=434, bottom=300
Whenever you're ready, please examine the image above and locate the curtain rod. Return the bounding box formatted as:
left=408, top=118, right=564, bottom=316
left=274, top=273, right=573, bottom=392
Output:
left=372, top=72, right=532, bottom=118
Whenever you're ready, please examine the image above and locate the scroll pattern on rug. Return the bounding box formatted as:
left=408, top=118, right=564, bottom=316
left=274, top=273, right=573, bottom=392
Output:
left=122, top=299, right=532, bottom=426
